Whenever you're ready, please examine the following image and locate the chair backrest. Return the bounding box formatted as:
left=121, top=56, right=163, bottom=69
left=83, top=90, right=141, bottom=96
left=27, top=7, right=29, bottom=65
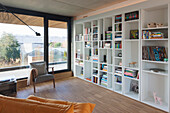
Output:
left=30, top=61, right=47, bottom=76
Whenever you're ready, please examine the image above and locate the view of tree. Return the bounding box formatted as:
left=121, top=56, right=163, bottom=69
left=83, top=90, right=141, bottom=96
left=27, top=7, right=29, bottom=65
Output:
left=0, top=32, right=20, bottom=63
left=54, top=42, right=61, bottom=48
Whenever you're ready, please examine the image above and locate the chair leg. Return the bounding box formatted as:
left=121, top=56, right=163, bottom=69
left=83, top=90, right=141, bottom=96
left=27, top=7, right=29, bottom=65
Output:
left=33, top=82, right=36, bottom=93
left=53, top=79, right=55, bottom=88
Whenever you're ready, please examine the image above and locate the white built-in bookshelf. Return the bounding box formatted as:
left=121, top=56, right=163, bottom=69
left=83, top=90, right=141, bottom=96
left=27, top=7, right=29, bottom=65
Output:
left=74, top=4, right=169, bottom=112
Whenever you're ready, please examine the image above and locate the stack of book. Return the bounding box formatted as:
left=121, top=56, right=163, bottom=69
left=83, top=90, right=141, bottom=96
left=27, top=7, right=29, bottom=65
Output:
left=142, top=46, right=167, bottom=61
left=93, top=56, right=98, bottom=62
left=100, top=74, right=107, bottom=87
left=115, top=33, right=122, bottom=39
left=105, top=31, right=112, bottom=40
left=124, top=68, right=138, bottom=78
left=142, top=31, right=164, bottom=39
left=115, top=68, right=122, bottom=75
left=102, top=64, right=107, bottom=71
left=115, top=15, right=122, bottom=23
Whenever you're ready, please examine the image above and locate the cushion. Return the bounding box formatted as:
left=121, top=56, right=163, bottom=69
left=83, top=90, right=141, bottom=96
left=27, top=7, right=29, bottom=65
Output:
left=0, top=95, right=74, bottom=113
left=35, top=74, right=54, bottom=83
left=30, top=62, right=47, bottom=75
left=27, top=95, right=96, bottom=113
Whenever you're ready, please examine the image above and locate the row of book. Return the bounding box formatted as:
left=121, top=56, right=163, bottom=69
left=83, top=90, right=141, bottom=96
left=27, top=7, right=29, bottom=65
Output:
left=93, top=49, right=98, bottom=56
left=142, top=31, right=164, bottom=39
left=124, top=68, right=139, bottom=79
left=115, top=43, right=122, bottom=49
left=93, top=76, right=98, bottom=84
left=75, top=34, right=83, bottom=41
left=115, top=24, right=122, bottom=31
left=85, top=28, right=91, bottom=34
left=142, top=46, right=167, bottom=61
left=84, top=35, right=91, bottom=41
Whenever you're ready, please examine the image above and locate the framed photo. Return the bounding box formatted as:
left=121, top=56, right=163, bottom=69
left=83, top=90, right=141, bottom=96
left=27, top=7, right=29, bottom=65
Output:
left=130, top=30, right=139, bottom=39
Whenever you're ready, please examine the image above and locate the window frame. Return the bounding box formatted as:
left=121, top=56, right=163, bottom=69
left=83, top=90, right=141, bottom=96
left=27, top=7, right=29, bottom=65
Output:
left=0, top=5, right=72, bottom=74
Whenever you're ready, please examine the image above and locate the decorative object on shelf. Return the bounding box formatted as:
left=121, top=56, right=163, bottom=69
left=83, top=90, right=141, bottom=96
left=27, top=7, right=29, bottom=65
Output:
left=156, top=23, right=164, bottom=27
left=153, top=92, right=162, bottom=105
left=130, top=80, right=139, bottom=93
left=86, top=56, right=89, bottom=60
left=125, top=11, right=139, bottom=21
left=149, top=68, right=165, bottom=73
left=104, top=55, right=107, bottom=63
left=129, top=62, right=137, bottom=67
left=164, top=58, right=168, bottom=62
left=130, top=30, right=139, bottom=39
left=118, top=53, right=122, bottom=57
left=119, top=61, right=122, bottom=66
left=147, top=22, right=156, bottom=28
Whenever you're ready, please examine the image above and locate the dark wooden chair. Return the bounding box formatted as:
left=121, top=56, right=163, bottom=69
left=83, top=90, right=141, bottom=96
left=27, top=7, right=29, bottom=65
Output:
left=30, top=62, right=55, bottom=93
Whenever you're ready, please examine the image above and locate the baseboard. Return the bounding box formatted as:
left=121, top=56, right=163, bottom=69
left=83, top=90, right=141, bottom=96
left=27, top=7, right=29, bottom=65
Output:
left=54, top=71, right=73, bottom=80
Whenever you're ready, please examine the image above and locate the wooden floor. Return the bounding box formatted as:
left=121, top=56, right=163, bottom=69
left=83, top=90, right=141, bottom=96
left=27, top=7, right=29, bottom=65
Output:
left=15, top=77, right=166, bottom=113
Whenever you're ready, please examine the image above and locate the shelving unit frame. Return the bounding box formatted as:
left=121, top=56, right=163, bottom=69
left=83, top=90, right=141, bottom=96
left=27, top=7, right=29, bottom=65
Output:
left=74, top=3, right=170, bottom=112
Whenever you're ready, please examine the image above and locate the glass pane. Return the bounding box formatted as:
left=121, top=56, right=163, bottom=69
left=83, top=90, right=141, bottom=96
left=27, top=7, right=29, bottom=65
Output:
left=0, top=12, right=44, bottom=68
left=48, top=20, right=68, bottom=71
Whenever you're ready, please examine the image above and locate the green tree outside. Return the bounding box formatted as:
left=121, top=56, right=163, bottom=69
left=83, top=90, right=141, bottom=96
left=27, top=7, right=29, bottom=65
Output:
left=0, top=32, right=20, bottom=63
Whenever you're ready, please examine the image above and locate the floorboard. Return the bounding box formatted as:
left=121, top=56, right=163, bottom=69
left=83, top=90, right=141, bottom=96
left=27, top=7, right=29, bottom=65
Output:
left=15, top=77, right=166, bottom=113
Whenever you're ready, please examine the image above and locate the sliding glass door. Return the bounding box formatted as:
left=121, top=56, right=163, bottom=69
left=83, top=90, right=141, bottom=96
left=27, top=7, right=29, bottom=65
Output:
left=48, top=20, right=68, bottom=72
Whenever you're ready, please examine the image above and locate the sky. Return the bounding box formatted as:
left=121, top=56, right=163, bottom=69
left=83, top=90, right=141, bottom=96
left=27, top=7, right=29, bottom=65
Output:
left=0, top=23, right=67, bottom=37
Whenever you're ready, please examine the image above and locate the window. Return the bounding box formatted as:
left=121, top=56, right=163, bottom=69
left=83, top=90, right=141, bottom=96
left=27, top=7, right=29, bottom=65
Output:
left=48, top=20, right=68, bottom=71
left=0, top=13, right=44, bottom=69
left=0, top=7, right=71, bottom=80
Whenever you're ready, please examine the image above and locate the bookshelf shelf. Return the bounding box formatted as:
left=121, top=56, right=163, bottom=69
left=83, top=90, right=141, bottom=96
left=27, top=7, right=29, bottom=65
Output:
left=114, top=73, right=122, bottom=76
left=115, top=82, right=122, bottom=85
left=74, top=4, right=169, bottom=112
left=142, top=60, right=168, bottom=64
left=125, top=92, right=139, bottom=100
left=142, top=99, right=168, bottom=112
left=124, top=39, right=139, bottom=42
left=124, top=76, right=139, bottom=81
left=115, top=57, right=122, bottom=59
left=124, top=19, right=139, bottom=23
left=142, top=39, right=168, bottom=41
left=142, top=70, right=168, bottom=76
left=142, top=26, right=168, bottom=30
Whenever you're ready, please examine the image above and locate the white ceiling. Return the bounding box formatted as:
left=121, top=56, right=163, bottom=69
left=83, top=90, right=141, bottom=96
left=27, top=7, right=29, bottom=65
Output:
left=0, top=0, right=127, bottom=17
